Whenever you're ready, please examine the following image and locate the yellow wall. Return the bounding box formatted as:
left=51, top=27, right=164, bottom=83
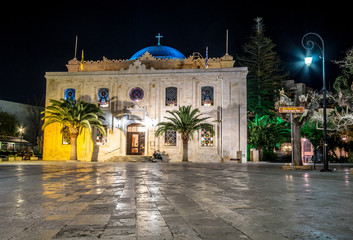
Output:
left=43, top=123, right=94, bottom=161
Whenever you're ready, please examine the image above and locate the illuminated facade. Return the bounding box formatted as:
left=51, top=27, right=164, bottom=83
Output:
left=43, top=40, right=247, bottom=162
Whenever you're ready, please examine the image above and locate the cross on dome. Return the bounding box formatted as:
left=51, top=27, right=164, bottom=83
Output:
left=155, top=33, right=163, bottom=45
left=129, top=34, right=186, bottom=60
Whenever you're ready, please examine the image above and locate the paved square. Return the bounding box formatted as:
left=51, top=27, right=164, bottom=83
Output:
left=0, top=162, right=352, bottom=239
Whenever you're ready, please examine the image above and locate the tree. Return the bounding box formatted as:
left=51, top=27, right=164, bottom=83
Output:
left=0, top=111, right=18, bottom=137
left=42, top=99, right=106, bottom=161
left=238, top=17, right=288, bottom=117
left=155, top=105, right=214, bottom=162
left=333, top=48, right=353, bottom=96
left=26, top=104, right=44, bottom=146
left=248, top=115, right=290, bottom=161
left=26, top=95, right=45, bottom=148
left=329, top=47, right=353, bottom=130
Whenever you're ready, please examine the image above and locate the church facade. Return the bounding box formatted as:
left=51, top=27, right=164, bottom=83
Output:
left=43, top=38, right=248, bottom=162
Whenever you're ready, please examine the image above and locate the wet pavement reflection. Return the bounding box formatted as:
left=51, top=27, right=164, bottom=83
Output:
left=0, top=162, right=352, bottom=239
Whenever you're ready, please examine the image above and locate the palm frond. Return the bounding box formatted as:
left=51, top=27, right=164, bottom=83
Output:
left=155, top=105, right=213, bottom=140
left=42, top=98, right=106, bottom=136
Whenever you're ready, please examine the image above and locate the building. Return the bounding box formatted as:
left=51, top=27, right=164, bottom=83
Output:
left=43, top=36, right=248, bottom=162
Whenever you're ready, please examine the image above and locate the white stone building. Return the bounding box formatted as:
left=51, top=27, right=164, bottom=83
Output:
left=43, top=38, right=247, bottom=162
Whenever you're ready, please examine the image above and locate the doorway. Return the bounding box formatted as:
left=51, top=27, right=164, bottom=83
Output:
left=126, top=124, right=146, bottom=155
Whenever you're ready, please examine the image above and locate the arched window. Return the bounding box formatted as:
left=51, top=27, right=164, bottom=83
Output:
left=201, top=86, right=214, bottom=106
left=166, top=87, right=177, bottom=106
left=98, top=88, right=109, bottom=107
left=165, top=130, right=177, bottom=146
left=64, top=88, right=75, bottom=101
left=201, top=128, right=214, bottom=147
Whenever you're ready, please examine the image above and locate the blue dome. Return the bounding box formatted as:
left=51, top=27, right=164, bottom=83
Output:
left=130, top=45, right=186, bottom=61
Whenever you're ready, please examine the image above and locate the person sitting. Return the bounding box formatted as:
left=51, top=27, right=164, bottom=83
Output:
left=153, top=150, right=163, bottom=160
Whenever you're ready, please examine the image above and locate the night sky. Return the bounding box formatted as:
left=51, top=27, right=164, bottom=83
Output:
left=0, top=1, right=351, bottom=105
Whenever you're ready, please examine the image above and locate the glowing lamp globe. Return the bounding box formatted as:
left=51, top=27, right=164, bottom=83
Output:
left=305, top=57, right=313, bottom=67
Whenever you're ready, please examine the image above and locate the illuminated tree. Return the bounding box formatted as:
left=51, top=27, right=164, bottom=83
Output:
left=248, top=115, right=290, bottom=161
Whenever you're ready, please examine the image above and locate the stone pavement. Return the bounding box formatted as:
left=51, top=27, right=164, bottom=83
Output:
left=0, top=162, right=353, bottom=240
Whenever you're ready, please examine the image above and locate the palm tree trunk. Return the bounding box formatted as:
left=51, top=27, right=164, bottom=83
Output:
left=182, top=138, right=188, bottom=162
left=70, top=132, right=79, bottom=161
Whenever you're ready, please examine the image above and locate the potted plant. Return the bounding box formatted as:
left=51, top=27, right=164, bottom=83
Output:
left=15, top=154, right=22, bottom=161
left=30, top=153, right=38, bottom=161
left=8, top=154, right=15, bottom=161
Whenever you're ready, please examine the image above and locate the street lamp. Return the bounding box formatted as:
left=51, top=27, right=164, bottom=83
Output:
left=301, top=32, right=331, bottom=172
left=18, top=127, right=24, bottom=152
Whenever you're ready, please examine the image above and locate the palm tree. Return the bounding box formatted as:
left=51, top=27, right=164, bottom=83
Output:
left=155, top=105, right=214, bottom=162
left=42, top=99, right=106, bottom=161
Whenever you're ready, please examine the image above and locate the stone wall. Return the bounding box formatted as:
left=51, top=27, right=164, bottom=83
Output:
left=66, top=53, right=235, bottom=72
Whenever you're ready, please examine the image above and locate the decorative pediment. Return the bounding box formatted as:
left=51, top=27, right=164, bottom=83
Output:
left=126, top=103, right=147, bottom=120
left=125, top=60, right=147, bottom=73
left=139, top=52, right=156, bottom=61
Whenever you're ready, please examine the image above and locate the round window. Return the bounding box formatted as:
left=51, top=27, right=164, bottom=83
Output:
left=129, top=87, right=144, bottom=102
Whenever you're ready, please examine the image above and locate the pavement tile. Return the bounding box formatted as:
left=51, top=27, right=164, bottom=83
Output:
left=69, top=214, right=111, bottom=225
left=45, top=214, right=77, bottom=221
left=79, top=203, right=115, bottom=214
left=100, top=236, right=137, bottom=240
left=107, top=217, right=136, bottom=227
left=137, top=226, right=173, bottom=239
left=57, top=195, right=79, bottom=202
left=20, top=229, right=60, bottom=240
left=53, top=224, right=105, bottom=239
left=112, top=209, right=136, bottom=218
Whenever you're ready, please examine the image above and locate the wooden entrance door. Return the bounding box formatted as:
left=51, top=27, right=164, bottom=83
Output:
left=126, top=124, right=145, bottom=155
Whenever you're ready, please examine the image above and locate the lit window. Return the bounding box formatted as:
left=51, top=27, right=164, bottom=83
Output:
left=98, top=88, right=109, bottom=108
left=166, top=87, right=177, bottom=106
left=201, top=128, right=213, bottom=147
left=129, top=87, right=144, bottom=102
left=64, top=89, right=75, bottom=101
left=304, top=140, right=312, bottom=152
left=201, top=86, right=214, bottom=106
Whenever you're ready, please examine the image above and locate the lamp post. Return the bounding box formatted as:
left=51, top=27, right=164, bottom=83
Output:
left=18, top=127, right=24, bottom=152
left=301, top=32, right=331, bottom=172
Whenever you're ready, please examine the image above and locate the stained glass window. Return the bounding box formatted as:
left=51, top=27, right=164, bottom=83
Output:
left=165, top=87, right=177, bottom=106
left=98, top=88, right=109, bottom=107
left=201, top=128, right=213, bottom=147
left=64, top=88, right=75, bottom=101
left=62, top=126, right=71, bottom=145
left=201, top=86, right=214, bottom=106
left=165, top=130, right=176, bottom=146
left=129, top=87, right=144, bottom=102
left=96, top=125, right=108, bottom=145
